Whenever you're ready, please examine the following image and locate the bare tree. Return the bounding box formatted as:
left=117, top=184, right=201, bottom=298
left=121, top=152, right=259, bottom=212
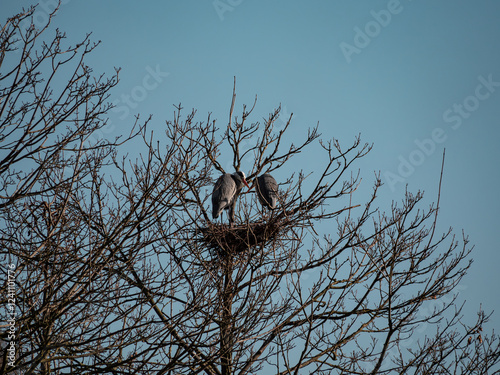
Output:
left=0, top=5, right=146, bottom=374
left=1, top=6, right=499, bottom=375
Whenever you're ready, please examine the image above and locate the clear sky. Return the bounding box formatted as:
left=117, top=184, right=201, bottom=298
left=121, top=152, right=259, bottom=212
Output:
left=2, top=0, right=499, bottom=334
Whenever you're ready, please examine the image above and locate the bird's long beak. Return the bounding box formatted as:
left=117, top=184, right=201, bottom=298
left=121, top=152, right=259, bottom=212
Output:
left=243, top=178, right=250, bottom=189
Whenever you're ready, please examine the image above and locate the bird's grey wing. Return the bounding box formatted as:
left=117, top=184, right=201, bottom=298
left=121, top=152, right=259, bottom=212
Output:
left=257, top=174, right=279, bottom=208
left=212, top=175, right=226, bottom=218
left=212, top=174, right=236, bottom=218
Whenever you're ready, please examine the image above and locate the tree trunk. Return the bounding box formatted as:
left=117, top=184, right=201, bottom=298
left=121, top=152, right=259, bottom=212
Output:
left=220, top=257, right=234, bottom=375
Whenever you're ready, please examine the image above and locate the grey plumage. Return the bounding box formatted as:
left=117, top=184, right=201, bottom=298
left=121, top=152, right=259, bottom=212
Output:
left=256, top=173, right=278, bottom=209
left=212, top=171, right=249, bottom=224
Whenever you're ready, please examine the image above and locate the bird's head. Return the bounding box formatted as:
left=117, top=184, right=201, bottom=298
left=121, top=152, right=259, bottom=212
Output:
left=233, top=171, right=250, bottom=189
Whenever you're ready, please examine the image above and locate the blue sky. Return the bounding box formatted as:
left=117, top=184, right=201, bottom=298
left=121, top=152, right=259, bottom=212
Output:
left=2, top=0, right=499, bottom=334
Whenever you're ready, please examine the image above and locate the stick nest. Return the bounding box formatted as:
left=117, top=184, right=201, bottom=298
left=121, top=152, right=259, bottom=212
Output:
left=198, top=216, right=289, bottom=255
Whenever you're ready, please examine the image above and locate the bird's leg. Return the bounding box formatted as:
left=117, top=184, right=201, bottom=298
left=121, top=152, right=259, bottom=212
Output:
left=228, top=205, right=235, bottom=228
left=262, top=208, right=268, bottom=221
left=229, top=197, right=236, bottom=228
left=258, top=204, right=268, bottom=222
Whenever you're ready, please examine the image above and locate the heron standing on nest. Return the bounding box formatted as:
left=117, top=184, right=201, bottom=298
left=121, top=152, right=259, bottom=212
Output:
left=255, top=173, right=278, bottom=210
left=212, top=171, right=250, bottom=226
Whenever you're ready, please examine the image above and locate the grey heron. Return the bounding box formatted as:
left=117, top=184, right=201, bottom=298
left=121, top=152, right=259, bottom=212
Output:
left=212, top=171, right=250, bottom=225
left=255, top=173, right=278, bottom=209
